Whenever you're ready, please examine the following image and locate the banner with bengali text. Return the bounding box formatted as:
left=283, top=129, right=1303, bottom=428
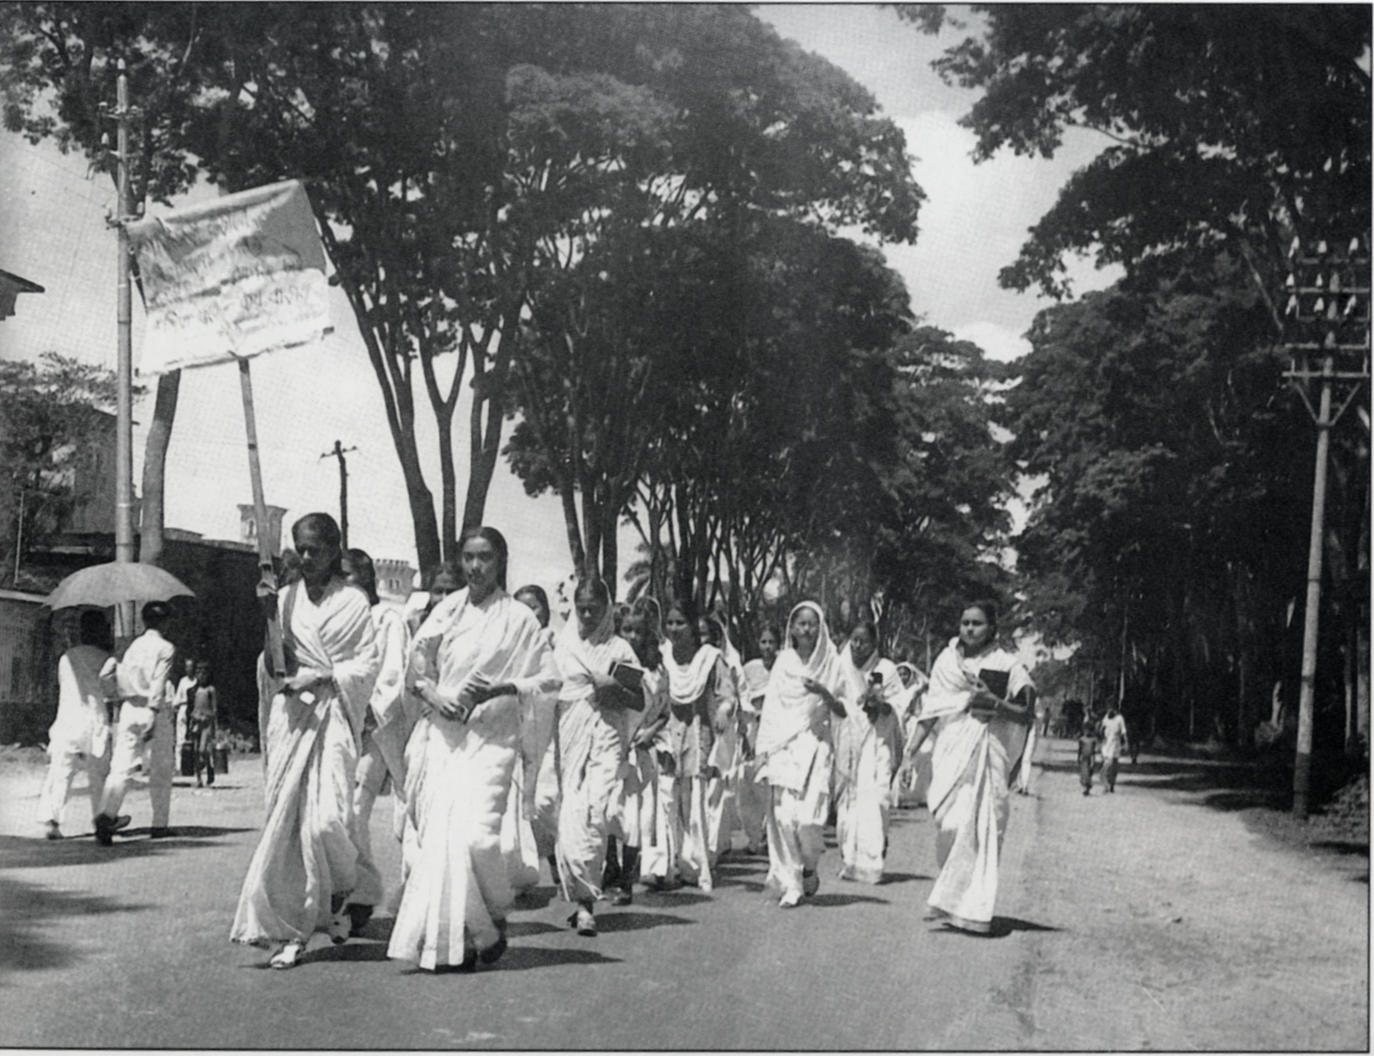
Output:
left=128, top=180, right=330, bottom=374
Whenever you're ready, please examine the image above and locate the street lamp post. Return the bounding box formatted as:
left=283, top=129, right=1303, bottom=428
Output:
left=1281, top=236, right=1370, bottom=819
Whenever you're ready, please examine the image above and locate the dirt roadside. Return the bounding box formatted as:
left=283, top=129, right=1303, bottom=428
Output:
left=993, top=739, right=1369, bottom=1052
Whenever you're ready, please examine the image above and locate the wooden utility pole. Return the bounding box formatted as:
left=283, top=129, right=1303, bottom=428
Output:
left=321, top=440, right=357, bottom=549
left=101, top=61, right=141, bottom=639
left=1282, top=237, right=1370, bottom=819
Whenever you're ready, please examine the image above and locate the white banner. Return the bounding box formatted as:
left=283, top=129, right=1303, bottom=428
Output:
left=128, top=180, right=331, bottom=374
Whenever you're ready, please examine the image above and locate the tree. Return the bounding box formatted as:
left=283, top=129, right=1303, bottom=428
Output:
left=501, top=5, right=925, bottom=591
left=1004, top=262, right=1327, bottom=745
left=906, top=5, right=1371, bottom=303
left=0, top=353, right=122, bottom=589
left=907, top=4, right=1371, bottom=761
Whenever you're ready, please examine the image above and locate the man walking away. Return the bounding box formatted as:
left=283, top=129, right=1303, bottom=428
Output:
left=1098, top=706, right=1129, bottom=794
left=94, top=601, right=178, bottom=844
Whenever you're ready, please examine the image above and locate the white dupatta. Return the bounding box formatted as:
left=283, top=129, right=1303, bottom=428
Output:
left=553, top=595, right=636, bottom=705
left=754, top=601, right=842, bottom=760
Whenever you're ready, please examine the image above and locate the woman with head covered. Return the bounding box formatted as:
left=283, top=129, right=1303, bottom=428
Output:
left=553, top=577, right=640, bottom=937
left=754, top=601, right=847, bottom=907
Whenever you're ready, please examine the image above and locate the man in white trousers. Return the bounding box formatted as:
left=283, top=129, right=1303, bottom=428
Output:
left=39, top=610, right=115, bottom=839
left=95, top=600, right=177, bottom=844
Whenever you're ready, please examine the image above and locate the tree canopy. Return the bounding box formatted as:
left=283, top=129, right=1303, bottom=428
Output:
left=0, top=353, right=122, bottom=590
left=904, top=5, right=1371, bottom=301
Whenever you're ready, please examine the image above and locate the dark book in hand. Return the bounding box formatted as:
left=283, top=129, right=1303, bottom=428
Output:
left=977, top=668, right=1011, bottom=701
left=610, top=661, right=645, bottom=692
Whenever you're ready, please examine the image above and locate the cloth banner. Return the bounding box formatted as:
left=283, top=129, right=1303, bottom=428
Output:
left=127, top=180, right=330, bottom=374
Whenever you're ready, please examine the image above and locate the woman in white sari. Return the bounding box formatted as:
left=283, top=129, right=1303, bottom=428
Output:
left=902, top=599, right=1034, bottom=934
left=388, top=527, right=559, bottom=971
left=604, top=601, right=671, bottom=906
left=513, top=584, right=560, bottom=889
left=340, top=548, right=413, bottom=934
left=754, top=601, right=847, bottom=908
left=231, top=513, right=381, bottom=969
left=833, top=620, right=905, bottom=884
left=661, top=596, right=737, bottom=892
left=700, top=612, right=744, bottom=859
left=736, top=624, right=780, bottom=855
left=553, top=578, right=640, bottom=937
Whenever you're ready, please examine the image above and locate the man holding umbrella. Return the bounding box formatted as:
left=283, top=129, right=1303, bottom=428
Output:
left=95, top=600, right=178, bottom=844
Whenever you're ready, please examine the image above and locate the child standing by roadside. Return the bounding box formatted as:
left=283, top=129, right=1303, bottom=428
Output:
left=1077, top=719, right=1099, bottom=797
left=189, top=660, right=218, bottom=787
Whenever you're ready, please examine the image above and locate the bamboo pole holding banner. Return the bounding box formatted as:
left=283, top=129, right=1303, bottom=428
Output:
left=240, top=359, right=286, bottom=676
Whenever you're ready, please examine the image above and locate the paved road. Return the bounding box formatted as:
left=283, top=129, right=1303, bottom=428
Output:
left=1, top=739, right=1366, bottom=1050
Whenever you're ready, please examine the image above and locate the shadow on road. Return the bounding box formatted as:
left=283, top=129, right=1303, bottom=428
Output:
left=928, top=915, right=1061, bottom=940
left=0, top=830, right=252, bottom=869
left=634, top=889, right=713, bottom=908
left=877, top=871, right=932, bottom=885
left=486, top=946, right=622, bottom=971
left=505, top=920, right=565, bottom=939
left=809, top=891, right=888, bottom=909
left=0, top=877, right=152, bottom=980
left=595, top=910, right=693, bottom=933
left=305, top=941, right=392, bottom=965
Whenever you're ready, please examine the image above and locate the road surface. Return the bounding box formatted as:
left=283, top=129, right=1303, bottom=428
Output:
left=0, top=738, right=1366, bottom=1050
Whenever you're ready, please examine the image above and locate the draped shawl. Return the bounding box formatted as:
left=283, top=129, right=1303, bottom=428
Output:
left=754, top=601, right=843, bottom=759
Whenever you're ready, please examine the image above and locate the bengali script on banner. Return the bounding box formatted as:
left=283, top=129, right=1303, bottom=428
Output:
left=128, top=180, right=331, bottom=375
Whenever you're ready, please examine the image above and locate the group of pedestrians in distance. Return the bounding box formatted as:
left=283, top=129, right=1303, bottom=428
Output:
left=40, top=601, right=222, bottom=845
left=1077, top=705, right=1132, bottom=796
left=39, top=509, right=1040, bottom=970
left=38, top=601, right=179, bottom=844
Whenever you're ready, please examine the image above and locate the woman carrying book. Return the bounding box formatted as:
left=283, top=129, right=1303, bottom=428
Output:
left=901, top=599, right=1035, bottom=934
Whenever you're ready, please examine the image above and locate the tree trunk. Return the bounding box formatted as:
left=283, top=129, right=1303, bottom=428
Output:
left=138, top=371, right=181, bottom=566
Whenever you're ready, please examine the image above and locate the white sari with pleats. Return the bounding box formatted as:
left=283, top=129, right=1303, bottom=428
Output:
left=923, top=638, right=1033, bottom=931
left=553, top=607, right=639, bottom=903
left=231, top=579, right=380, bottom=947
left=833, top=644, right=905, bottom=883
left=387, top=588, right=558, bottom=969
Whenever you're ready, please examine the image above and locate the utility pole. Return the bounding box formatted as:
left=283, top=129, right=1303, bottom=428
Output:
left=1282, top=236, right=1370, bottom=819
left=100, top=61, right=141, bottom=638
left=321, top=440, right=357, bottom=549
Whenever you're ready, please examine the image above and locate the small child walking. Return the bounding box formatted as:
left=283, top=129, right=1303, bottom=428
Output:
left=188, top=660, right=218, bottom=787
left=1076, top=720, right=1100, bottom=797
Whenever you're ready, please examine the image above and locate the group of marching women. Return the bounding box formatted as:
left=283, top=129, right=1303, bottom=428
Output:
left=229, top=512, right=1036, bottom=972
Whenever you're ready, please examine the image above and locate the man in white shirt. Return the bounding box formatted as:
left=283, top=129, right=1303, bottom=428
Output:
left=39, top=610, right=115, bottom=839
left=95, top=600, right=178, bottom=844
left=1098, top=706, right=1129, bottom=794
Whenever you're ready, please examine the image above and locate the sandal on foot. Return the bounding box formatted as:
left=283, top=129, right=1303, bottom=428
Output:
left=327, top=911, right=350, bottom=945
left=269, top=941, right=305, bottom=969
left=569, top=909, right=597, bottom=937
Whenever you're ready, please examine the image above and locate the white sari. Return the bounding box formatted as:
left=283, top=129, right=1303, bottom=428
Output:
left=353, top=602, right=413, bottom=910
left=231, top=579, right=380, bottom=947
left=833, top=644, right=905, bottom=883
left=387, top=588, right=558, bottom=969
left=661, top=642, right=733, bottom=889
left=553, top=605, right=638, bottom=903
left=923, top=638, right=1033, bottom=931
left=755, top=602, right=845, bottom=902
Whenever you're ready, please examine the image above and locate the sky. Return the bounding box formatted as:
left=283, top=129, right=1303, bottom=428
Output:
left=0, top=4, right=1118, bottom=619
